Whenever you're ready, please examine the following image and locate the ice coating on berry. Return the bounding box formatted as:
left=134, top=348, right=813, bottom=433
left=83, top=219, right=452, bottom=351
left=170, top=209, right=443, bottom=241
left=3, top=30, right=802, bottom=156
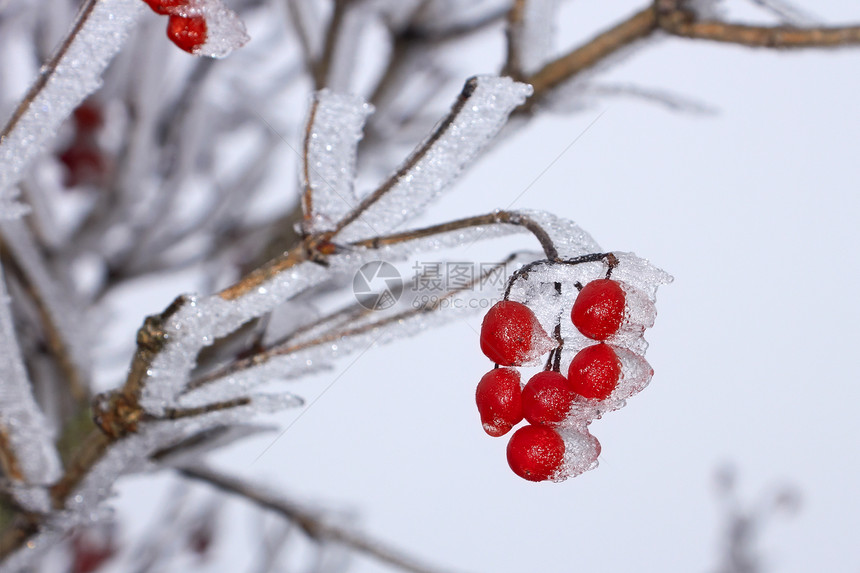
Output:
left=480, top=301, right=554, bottom=366
left=506, top=425, right=565, bottom=482
left=618, top=281, right=656, bottom=330
left=522, top=371, right=575, bottom=426
left=567, top=343, right=621, bottom=401
left=564, top=345, right=652, bottom=416
left=553, top=427, right=601, bottom=481
left=572, top=279, right=625, bottom=340
left=167, top=15, right=208, bottom=54
left=168, top=0, right=249, bottom=58
left=143, top=0, right=186, bottom=14
left=476, top=368, right=523, bottom=437
left=602, top=346, right=653, bottom=408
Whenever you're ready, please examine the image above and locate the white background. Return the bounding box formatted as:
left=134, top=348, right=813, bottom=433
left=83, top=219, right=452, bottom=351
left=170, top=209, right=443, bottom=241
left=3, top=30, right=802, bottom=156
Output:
left=110, top=1, right=860, bottom=572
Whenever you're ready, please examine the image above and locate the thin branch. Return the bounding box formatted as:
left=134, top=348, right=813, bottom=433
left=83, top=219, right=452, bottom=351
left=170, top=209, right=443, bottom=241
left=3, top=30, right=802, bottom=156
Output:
left=502, top=0, right=528, bottom=79
left=328, top=77, right=478, bottom=237
left=179, top=465, right=460, bottom=573
left=659, top=15, right=860, bottom=47
left=313, top=0, right=350, bottom=89
left=185, top=253, right=515, bottom=395
left=349, top=210, right=559, bottom=260
left=524, top=2, right=860, bottom=108
left=0, top=0, right=98, bottom=142
left=0, top=226, right=89, bottom=403
left=301, top=97, right=321, bottom=232
left=524, top=6, right=658, bottom=107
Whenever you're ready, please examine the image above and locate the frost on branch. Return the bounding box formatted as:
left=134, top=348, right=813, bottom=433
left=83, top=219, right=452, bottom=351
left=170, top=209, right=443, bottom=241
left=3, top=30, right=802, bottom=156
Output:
left=507, top=0, right=560, bottom=76
left=333, top=76, right=533, bottom=242
left=0, top=263, right=62, bottom=509
left=301, top=91, right=374, bottom=234
left=0, top=0, right=141, bottom=214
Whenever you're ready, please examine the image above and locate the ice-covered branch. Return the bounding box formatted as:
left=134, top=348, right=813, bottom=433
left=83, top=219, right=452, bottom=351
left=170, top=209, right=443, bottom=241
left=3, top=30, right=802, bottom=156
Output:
left=0, top=263, right=61, bottom=511
left=504, top=0, right=560, bottom=78
left=301, top=91, right=373, bottom=235
left=521, top=2, right=860, bottom=109
left=0, top=219, right=91, bottom=402
left=0, top=0, right=142, bottom=216
left=330, top=75, right=533, bottom=242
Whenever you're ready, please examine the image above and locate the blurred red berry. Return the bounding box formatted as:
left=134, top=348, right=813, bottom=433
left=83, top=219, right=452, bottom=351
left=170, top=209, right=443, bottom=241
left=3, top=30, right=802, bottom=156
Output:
left=475, top=368, right=523, bottom=437
left=167, top=14, right=207, bottom=54
left=571, top=279, right=625, bottom=340
left=521, top=371, right=575, bottom=426
left=567, top=343, right=621, bottom=400
left=59, top=145, right=107, bottom=188
left=70, top=529, right=115, bottom=573
left=480, top=300, right=552, bottom=366
left=506, top=425, right=565, bottom=482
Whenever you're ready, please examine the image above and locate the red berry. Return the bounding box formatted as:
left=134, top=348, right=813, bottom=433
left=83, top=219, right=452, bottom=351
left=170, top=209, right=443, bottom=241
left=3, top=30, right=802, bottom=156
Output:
left=143, top=0, right=187, bottom=15
left=521, top=371, right=575, bottom=426
left=480, top=301, right=552, bottom=366
left=506, top=425, right=565, bottom=482
left=571, top=279, right=626, bottom=340
left=167, top=15, right=207, bottom=54
left=475, top=368, right=523, bottom=437
left=567, top=343, right=621, bottom=400
left=58, top=145, right=107, bottom=188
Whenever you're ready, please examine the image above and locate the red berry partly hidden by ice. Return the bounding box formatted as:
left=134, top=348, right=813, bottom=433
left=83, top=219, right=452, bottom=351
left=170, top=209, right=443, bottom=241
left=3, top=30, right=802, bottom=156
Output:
left=480, top=301, right=553, bottom=366
left=522, top=371, right=576, bottom=426
left=143, top=0, right=187, bottom=15
left=571, top=279, right=626, bottom=340
left=475, top=368, right=524, bottom=437
left=167, top=14, right=208, bottom=54
left=506, top=425, right=565, bottom=482
left=567, top=343, right=621, bottom=401
left=144, top=0, right=188, bottom=15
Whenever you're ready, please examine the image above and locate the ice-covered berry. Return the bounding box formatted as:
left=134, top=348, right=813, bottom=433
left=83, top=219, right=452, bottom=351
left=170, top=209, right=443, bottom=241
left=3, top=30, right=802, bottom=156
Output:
left=475, top=368, right=523, bottom=437
left=521, top=371, right=575, bottom=426
left=480, top=300, right=553, bottom=366
left=567, top=343, right=621, bottom=401
left=143, top=0, right=187, bottom=15
left=571, top=279, right=625, bottom=340
left=506, top=425, right=565, bottom=482
left=167, top=14, right=208, bottom=54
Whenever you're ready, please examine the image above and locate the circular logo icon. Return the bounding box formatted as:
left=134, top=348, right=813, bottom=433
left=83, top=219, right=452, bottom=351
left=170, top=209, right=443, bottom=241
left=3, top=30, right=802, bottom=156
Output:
left=353, top=261, right=403, bottom=310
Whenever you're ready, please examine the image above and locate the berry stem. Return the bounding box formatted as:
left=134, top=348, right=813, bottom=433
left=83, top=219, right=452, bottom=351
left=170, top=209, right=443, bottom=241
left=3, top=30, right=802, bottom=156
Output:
left=348, top=210, right=560, bottom=260
left=502, top=252, right=616, bottom=300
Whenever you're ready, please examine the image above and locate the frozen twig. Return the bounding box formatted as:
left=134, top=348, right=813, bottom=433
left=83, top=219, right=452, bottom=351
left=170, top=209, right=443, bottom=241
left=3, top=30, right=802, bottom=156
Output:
left=0, top=0, right=141, bottom=214
left=0, top=219, right=90, bottom=402
left=180, top=464, right=460, bottom=573
left=503, top=0, right=559, bottom=79
left=522, top=2, right=860, bottom=109
left=0, top=263, right=61, bottom=509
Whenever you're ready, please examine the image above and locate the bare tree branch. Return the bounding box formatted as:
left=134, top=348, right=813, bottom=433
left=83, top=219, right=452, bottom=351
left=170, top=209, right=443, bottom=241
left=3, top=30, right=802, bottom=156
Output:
left=179, top=464, right=462, bottom=573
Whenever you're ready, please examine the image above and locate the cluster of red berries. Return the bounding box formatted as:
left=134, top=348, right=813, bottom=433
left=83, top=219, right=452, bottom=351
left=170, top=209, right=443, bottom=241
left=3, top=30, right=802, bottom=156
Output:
left=142, top=0, right=208, bottom=54
left=58, top=101, right=109, bottom=188
left=477, top=270, right=656, bottom=482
